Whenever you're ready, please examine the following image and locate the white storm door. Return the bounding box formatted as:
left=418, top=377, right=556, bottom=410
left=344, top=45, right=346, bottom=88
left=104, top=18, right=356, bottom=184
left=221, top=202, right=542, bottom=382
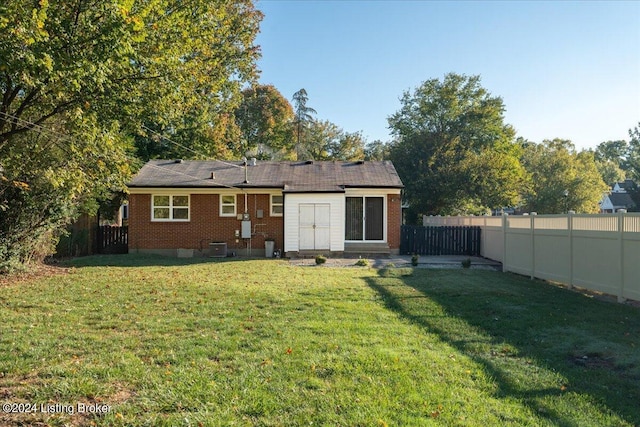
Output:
left=299, top=204, right=331, bottom=250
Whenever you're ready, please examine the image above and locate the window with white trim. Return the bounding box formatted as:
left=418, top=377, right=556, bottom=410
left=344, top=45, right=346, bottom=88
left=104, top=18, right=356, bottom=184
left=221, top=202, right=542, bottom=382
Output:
left=152, top=195, right=189, bottom=221
left=220, top=194, right=236, bottom=217
left=271, top=195, right=283, bottom=216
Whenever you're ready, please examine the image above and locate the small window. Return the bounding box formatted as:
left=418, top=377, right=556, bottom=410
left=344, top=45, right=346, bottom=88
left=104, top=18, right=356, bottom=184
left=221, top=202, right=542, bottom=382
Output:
left=220, top=194, right=236, bottom=217
left=271, top=195, right=283, bottom=216
left=152, top=195, right=189, bottom=221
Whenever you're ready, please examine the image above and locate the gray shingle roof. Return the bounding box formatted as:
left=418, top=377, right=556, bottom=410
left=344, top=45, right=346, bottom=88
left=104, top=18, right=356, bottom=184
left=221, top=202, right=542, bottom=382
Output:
left=608, top=192, right=636, bottom=209
left=128, top=159, right=404, bottom=192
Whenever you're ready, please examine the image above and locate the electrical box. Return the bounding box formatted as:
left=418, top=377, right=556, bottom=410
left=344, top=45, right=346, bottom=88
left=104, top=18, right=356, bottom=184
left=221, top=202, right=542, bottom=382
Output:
left=256, top=209, right=263, bottom=219
left=241, top=220, right=251, bottom=238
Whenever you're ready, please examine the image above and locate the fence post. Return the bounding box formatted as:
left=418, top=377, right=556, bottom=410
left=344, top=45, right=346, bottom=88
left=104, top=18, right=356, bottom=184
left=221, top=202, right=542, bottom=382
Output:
left=568, top=212, right=573, bottom=289
left=502, top=213, right=508, bottom=272
left=530, top=213, right=537, bottom=280
left=618, top=210, right=627, bottom=303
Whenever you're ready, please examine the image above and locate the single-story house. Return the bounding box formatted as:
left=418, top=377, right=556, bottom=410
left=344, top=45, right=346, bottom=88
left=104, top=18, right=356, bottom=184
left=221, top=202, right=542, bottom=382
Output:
left=599, top=179, right=637, bottom=213
left=127, top=159, right=404, bottom=257
left=600, top=192, right=636, bottom=213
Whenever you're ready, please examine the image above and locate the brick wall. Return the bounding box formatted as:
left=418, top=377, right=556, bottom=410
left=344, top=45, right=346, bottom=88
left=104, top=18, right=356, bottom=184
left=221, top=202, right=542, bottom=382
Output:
left=387, top=194, right=402, bottom=250
left=128, top=193, right=284, bottom=255
left=129, top=191, right=401, bottom=255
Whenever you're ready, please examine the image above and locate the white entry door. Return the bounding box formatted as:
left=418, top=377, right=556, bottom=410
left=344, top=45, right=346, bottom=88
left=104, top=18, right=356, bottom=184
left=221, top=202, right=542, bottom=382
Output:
left=299, top=204, right=331, bottom=250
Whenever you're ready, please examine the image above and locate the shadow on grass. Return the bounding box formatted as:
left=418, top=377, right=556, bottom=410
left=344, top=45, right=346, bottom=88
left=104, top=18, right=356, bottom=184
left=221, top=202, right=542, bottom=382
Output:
left=58, top=253, right=272, bottom=268
left=365, top=267, right=640, bottom=426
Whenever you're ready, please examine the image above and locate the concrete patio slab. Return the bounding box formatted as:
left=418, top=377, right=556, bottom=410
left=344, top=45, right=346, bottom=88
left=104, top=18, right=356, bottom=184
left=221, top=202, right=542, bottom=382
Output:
left=289, top=255, right=502, bottom=270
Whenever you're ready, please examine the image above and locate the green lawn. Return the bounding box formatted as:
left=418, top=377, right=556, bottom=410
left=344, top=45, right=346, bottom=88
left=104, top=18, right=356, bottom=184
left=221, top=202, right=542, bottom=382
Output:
left=0, top=255, right=638, bottom=426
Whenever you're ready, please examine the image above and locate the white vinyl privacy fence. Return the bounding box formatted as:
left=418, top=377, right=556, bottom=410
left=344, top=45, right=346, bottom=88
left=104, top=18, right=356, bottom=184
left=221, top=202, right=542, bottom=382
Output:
left=424, top=213, right=640, bottom=302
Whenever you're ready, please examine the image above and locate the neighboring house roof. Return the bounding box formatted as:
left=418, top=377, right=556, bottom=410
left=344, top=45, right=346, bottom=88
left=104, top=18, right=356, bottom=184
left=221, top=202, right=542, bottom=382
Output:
left=607, top=192, right=636, bottom=210
left=128, top=159, right=404, bottom=192
left=612, top=179, right=637, bottom=193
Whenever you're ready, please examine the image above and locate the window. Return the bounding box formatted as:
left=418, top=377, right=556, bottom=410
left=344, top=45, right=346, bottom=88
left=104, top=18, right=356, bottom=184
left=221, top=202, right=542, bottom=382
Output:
left=152, top=195, right=189, bottom=221
left=220, top=194, right=236, bottom=217
left=271, top=195, right=283, bottom=216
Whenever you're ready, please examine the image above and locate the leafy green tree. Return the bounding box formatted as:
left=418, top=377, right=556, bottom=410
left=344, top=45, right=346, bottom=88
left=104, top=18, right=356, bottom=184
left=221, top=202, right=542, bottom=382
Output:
left=388, top=73, right=525, bottom=221
left=595, top=159, right=626, bottom=186
left=299, top=120, right=365, bottom=161
left=593, top=125, right=640, bottom=183
left=332, top=130, right=366, bottom=160
left=626, top=122, right=640, bottom=181
left=594, top=139, right=630, bottom=185
left=520, top=139, right=607, bottom=213
left=292, top=88, right=317, bottom=159
left=0, top=0, right=262, bottom=269
left=364, top=140, right=390, bottom=160
left=595, top=140, right=629, bottom=164
left=136, top=113, right=241, bottom=162
left=1, top=0, right=261, bottom=146
left=0, top=116, right=133, bottom=271
left=234, top=85, right=295, bottom=159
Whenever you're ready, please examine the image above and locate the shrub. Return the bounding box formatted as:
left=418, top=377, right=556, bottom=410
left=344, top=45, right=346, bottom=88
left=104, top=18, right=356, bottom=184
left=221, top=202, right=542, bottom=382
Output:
left=315, top=255, right=327, bottom=265
left=411, top=254, right=419, bottom=266
left=461, top=258, right=472, bottom=269
left=355, top=258, right=369, bottom=267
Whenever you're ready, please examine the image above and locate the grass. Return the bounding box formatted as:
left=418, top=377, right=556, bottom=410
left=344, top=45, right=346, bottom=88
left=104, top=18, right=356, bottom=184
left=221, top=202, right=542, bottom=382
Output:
left=0, top=254, right=638, bottom=426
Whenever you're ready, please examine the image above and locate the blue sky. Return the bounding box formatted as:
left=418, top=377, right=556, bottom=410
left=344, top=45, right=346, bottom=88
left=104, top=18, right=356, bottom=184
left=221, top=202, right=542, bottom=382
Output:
left=255, top=0, right=640, bottom=150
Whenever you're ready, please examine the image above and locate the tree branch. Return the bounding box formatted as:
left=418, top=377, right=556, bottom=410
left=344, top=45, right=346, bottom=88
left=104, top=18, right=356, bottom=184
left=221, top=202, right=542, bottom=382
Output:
left=11, top=88, right=41, bottom=124
left=0, top=99, right=76, bottom=144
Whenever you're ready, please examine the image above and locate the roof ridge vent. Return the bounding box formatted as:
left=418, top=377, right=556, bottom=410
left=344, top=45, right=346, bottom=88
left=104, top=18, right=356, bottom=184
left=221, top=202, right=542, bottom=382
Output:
left=174, top=159, right=183, bottom=163
left=305, top=160, right=314, bottom=165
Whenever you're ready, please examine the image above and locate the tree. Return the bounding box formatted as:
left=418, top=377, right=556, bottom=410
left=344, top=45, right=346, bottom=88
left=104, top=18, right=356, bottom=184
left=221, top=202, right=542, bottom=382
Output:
left=332, top=130, right=366, bottom=160
left=0, top=115, right=134, bottom=271
left=594, top=139, right=629, bottom=185
left=292, top=88, right=317, bottom=159
left=388, top=73, right=525, bottom=221
left=593, top=124, right=640, bottom=182
left=298, top=120, right=366, bottom=161
left=1, top=0, right=261, bottom=145
left=595, top=140, right=629, bottom=164
left=627, top=122, right=640, bottom=181
left=595, top=159, right=626, bottom=187
left=520, top=139, right=607, bottom=213
left=0, top=0, right=262, bottom=270
left=364, top=140, right=390, bottom=160
left=234, top=85, right=295, bottom=159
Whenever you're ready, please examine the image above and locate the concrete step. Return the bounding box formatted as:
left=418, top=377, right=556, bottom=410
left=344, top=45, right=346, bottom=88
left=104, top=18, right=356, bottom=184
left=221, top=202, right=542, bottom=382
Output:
left=344, top=242, right=391, bottom=255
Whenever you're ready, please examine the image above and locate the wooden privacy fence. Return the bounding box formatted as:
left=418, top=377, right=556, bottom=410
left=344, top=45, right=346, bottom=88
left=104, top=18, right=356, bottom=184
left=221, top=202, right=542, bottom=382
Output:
left=400, top=225, right=481, bottom=256
left=97, top=225, right=128, bottom=254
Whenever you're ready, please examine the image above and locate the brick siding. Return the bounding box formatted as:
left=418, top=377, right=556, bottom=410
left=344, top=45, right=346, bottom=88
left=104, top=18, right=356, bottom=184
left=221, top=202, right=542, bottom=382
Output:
left=128, top=193, right=284, bottom=254
left=129, top=191, right=401, bottom=254
left=387, top=194, right=401, bottom=250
